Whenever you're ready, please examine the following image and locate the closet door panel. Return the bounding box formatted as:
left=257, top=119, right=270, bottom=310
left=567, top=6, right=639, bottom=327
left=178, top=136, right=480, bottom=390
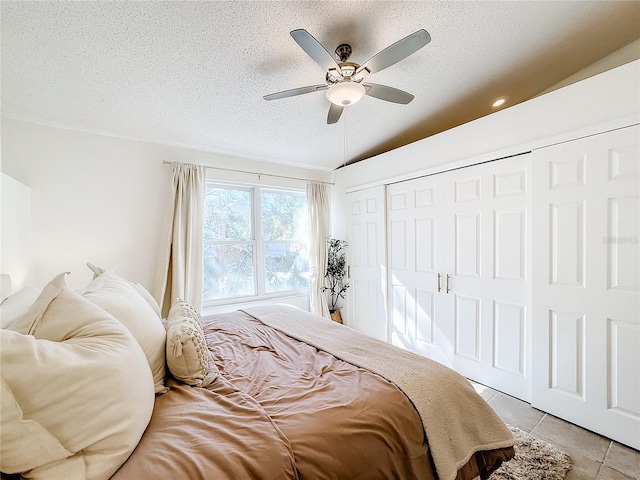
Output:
left=387, top=175, right=450, bottom=365
left=494, top=208, right=526, bottom=281
left=607, top=196, right=639, bottom=291
left=390, top=218, right=408, bottom=271
left=415, top=217, right=436, bottom=273
left=444, top=164, right=487, bottom=384
left=602, top=129, right=640, bottom=448
left=454, top=212, right=481, bottom=277
left=532, top=125, right=639, bottom=449
left=493, top=300, right=526, bottom=377
left=346, top=186, right=387, bottom=341
left=487, top=160, right=532, bottom=402
left=416, top=288, right=436, bottom=345
left=454, top=294, right=481, bottom=362
left=444, top=156, right=531, bottom=401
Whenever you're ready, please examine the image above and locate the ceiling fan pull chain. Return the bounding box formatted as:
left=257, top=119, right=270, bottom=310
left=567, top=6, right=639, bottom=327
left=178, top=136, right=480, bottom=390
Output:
left=343, top=108, right=348, bottom=167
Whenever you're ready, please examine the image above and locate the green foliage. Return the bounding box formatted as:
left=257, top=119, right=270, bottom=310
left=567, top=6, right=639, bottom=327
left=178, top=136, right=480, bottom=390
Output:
left=263, top=243, right=309, bottom=293
left=204, top=187, right=252, bottom=241
left=322, top=237, right=349, bottom=312
left=203, top=244, right=255, bottom=299
left=262, top=190, right=308, bottom=241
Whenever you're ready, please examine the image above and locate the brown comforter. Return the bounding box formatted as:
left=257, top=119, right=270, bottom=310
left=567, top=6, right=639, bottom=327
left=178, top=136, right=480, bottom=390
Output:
left=113, top=309, right=513, bottom=479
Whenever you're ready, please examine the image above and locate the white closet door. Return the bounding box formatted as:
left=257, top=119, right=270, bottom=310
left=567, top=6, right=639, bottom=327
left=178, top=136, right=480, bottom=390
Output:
left=386, top=155, right=532, bottom=400
left=445, top=156, right=531, bottom=401
left=387, top=175, right=451, bottom=365
left=532, top=125, right=640, bottom=449
left=345, top=186, right=387, bottom=341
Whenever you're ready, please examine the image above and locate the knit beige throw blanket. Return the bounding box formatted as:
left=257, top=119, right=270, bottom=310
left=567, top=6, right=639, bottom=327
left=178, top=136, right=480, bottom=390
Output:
left=242, top=305, right=515, bottom=480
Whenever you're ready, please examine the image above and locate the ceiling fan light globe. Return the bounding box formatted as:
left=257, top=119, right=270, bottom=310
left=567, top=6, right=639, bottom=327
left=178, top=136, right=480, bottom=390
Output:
left=326, top=82, right=366, bottom=106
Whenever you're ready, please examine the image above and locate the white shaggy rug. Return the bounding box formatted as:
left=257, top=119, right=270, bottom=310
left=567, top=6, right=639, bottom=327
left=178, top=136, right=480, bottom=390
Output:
left=490, top=426, right=572, bottom=480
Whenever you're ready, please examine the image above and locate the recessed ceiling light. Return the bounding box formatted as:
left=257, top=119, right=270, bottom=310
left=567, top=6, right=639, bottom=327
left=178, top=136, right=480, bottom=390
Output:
left=492, top=97, right=508, bottom=108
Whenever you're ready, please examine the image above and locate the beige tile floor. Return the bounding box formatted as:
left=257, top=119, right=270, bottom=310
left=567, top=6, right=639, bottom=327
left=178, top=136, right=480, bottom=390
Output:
left=469, top=381, right=640, bottom=480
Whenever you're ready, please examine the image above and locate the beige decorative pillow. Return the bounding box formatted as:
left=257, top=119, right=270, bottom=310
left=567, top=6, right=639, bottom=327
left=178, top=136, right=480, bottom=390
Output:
left=166, top=299, right=217, bottom=387
left=83, top=267, right=168, bottom=394
left=0, top=272, right=155, bottom=479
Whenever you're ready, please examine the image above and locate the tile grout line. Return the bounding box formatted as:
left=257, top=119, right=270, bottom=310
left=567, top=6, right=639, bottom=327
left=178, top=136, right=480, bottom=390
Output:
left=592, top=441, right=613, bottom=479
left=597, top=441, right=638, bottom=479
left=530, top=412, right=547, bottom=433
left=603, top=441, right=612, bottom=467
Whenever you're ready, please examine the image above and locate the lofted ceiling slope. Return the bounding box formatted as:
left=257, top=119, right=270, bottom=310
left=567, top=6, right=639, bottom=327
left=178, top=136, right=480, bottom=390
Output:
left=2, top=1, right=639, bottom=171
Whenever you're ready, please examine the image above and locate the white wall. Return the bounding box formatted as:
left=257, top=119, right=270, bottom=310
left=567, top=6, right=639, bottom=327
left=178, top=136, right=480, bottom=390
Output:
left=0, top=172, right=34, bottom=291
left=1, top=119, right=332, bottom=291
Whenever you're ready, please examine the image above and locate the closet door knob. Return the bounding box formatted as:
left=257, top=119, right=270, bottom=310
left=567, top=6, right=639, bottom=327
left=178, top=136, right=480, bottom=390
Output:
left=446, top=274, right=451, bottom=293
left=437, top=273, right=442, bottom=292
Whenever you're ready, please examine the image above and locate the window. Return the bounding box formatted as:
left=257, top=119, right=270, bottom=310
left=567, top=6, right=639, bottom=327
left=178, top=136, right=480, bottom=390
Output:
left=203, top=182, right=309, bottom=304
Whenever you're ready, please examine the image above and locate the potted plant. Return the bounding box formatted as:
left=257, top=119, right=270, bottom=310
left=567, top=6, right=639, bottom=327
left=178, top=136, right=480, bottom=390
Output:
left=323, top=237, right=350, bottom=323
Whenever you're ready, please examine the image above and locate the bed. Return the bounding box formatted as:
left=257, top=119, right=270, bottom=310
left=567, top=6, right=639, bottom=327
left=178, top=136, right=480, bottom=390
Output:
left=1, top=270, right=515, bottom=480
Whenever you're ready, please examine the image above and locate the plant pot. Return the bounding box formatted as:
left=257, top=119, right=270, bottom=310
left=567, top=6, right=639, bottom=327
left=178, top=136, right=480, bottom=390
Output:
left=329, top=310, right=343, bottom=324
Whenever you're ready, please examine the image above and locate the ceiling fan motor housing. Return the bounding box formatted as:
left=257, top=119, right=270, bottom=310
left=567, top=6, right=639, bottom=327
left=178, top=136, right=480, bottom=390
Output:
left=335, top=44, right=352, bottom=62
left=326, top=61, right=360, bottom=84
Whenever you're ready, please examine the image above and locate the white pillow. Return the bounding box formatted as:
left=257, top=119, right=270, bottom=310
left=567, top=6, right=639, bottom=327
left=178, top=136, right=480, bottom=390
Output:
left=0, top=272, right=154, bottom=479
left=130, top=282, right=162, bottom=318
left=0, top=286, right=41, bottom=329
left=83, top=269, right=168, bottom=394
left=86, top=263, right=161, bottom=317
left=0, top=274, right=11, bottom=302
left=166, top=299, right=217, bottom=387
left=0, top=377, right=76, bottom=476
left=5, top=273, right=70, bottom=335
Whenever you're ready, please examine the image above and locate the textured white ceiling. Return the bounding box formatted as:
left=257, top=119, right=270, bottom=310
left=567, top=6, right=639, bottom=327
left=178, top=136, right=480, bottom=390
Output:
left=2, top=1, right=639, bottom=171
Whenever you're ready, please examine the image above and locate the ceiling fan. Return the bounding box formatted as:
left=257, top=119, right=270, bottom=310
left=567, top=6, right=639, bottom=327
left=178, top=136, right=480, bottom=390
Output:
left=264, top=29, right=431, bottom=124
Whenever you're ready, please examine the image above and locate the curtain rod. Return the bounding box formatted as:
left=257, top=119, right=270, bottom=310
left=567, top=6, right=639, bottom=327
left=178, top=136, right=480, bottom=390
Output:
left=162, top=160, right=334, bottom=185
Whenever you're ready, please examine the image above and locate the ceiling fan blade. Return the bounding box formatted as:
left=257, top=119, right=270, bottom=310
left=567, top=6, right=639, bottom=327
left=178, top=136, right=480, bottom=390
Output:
left=264, top=84, right=328, bottom=101
left=355, top=29, right=431, bottom=79
left=327, top=103, right=344, bottom=124
left=364, top=83, right=414, bottom=104
left=291, top=29, right=341, bottom=73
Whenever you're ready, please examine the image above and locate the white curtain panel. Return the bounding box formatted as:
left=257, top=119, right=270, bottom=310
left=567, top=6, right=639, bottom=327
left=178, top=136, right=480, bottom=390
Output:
left=306, top=181, right=331, bottom=319
left=155, top=163, right=206, bottom=317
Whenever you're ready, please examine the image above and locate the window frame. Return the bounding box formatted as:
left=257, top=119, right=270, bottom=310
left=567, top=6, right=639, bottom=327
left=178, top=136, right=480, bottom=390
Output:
left=202, top=180, right=309, bottom=308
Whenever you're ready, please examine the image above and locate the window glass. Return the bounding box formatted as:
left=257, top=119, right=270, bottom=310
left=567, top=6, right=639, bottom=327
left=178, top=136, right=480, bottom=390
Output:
left=204, top=187, right=252, bottom=241
left=264, top=243, right=309, bottom=293
left=262, top=190, right=308, bottom=241
left=203, top=244, right=255, bottom=299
